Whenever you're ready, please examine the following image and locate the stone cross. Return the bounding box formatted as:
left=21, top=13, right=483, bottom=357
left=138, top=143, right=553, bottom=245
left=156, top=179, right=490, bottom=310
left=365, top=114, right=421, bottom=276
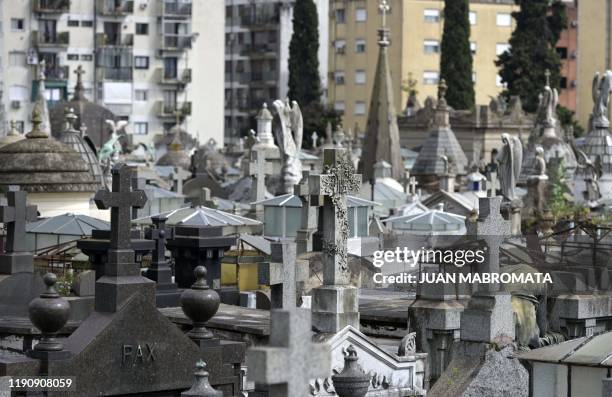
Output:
left=258, top=241, right=306, bottom=309
left=94, top=164, right=147, bottom=251
left=170, top=166, right=189, bottom=195
left=296, top=170, right=318, bottom=231
left=466, top=196, right=511, bottom=293
left=488, top=172, right=498, bottom=197
left=246, top=308, right=330, bottom=397
left=408, top=176, right=418, bottom=196
left=0, top=189, right=37, bottom=253
left=194, top=187, right=216, bottom=208
left=379, top=0, right=390, bottom=28
left=145, top=215, right=172, bottom=284
left=309, top=148, right=361, bottom=285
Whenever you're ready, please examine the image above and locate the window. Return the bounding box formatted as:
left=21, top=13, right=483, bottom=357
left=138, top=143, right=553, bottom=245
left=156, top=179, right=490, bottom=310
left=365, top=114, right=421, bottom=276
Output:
left=355, top=39, right=366, bottom=53
left=134, top=122, right=148, bottom=135
left=81, top=20, right=93, bottom=27
left=355, top=101, right=366, bottom=115
left=423, top=71, right=439, bottom=85
left=8, top=52, right=25, bottom=67
left=45, top=87, right=62, bottom=101
left=560, top=77, right=568, bottom=89
left=11, top=19, right=24, bottom=31
left=424, top=9, right=440, bottom=23
left=335, top=9, right=346, bottom=24
left=557, top=47, right=568, bottom=59
left=423, top=40, right=440, bottom=54
left=334, top=71, right=345, bottom=85
left=135, top=89, right=148, bottom=101
left=355, top=70, right=366, bottom=85
left=134, top=56, right=149, bottom=69
left=496, top=74, right=504, bottom=87
left=355, top=8, right=367, bottom=22
left=67, top=53, right=79, bottom=60
left=496, top=13, right=511, bottom=26
left=81, top=54, right=93, bottom=61
left=469, top=11, right=477, bottom=25
left=334, top=40, right=346, bottom=54
left=136, top=23, right=149, bottom=35
left=470, top=42, right=477, bottom=55
left=334, top=101, right=345, bottom=112
left=67, top=19, right=79, bottom=27
left=496, top=43, right=510, bottom=56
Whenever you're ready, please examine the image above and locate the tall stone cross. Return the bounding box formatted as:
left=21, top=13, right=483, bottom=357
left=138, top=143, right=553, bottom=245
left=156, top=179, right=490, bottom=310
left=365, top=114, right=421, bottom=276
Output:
left=379, top=0, right=390, bottom=28
left=309, top=148, right=361, bottom=285
left=0, top=189, right=37, bottom=254
left=295, top=170, right=318, bottom=254
left=145, top=215, right=172, bottom=284
left=258, top=241, right=306, bottom=309
left=246, top=308, right=330, bottom=397
left=94, top=164, right=147, bottom=251
left=466, top=196, right=511, bottom=294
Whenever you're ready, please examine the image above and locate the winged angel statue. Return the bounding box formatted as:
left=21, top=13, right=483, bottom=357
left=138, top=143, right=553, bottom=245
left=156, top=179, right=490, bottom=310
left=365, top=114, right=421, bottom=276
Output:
left=499, top=133, right=523, bottom=201
left=590, top=71, right=612, bottom=129
left=272, top=99, right=303, bottom=194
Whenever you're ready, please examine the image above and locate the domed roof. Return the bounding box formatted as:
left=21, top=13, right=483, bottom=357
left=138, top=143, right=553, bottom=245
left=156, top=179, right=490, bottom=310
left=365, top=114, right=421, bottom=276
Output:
left=0, top=107, right=101, bottom=193
left=58, top=108, right=103, bottom=184
left=0, top=121, right=25, bottom=148
left=49, top=65, right=116, bottom=149
left=156, top=132, right=191, bottom=170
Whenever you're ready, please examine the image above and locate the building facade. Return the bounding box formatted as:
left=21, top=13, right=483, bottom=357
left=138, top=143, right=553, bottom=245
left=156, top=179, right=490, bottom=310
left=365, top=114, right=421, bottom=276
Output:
left=223, top=0, right=329, bottom=145
left=328, top=0, right=519, bottom=131
left=556, top=0, right=578, bottom=112
left=0, top=0, right=224, bottom=147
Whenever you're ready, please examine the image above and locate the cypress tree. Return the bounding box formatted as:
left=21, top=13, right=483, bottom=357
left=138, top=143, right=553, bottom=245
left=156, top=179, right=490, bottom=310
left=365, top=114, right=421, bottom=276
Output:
left=496, top=0, right=567, bottom=113
left=288, top=0, right=321, bottom=106
left=440, top=0, right=475, bottom=109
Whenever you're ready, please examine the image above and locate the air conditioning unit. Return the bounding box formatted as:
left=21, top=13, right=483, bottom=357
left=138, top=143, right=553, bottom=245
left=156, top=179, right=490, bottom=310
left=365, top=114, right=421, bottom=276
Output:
left=11, top=101, right=20, bottom=109
left=571, top=20, right=578, bottom=28
left=26, top=49, right=38, bottom=65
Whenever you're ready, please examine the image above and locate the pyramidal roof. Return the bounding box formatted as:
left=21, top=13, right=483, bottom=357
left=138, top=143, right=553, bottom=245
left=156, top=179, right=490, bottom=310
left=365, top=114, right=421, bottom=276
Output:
left=358, top=10, right=403, bottom=181
left=411, top=80, right=468, bottom=176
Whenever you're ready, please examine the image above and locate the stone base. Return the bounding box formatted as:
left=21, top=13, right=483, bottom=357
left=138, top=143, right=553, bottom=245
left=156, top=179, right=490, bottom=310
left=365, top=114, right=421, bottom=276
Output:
left=460, top=293, right=514, bottom=343
left=0, top=272, right=45, bottom=317
left=194, top=338, right=246, bottom=396
left=0, top=253, right=33, bottom=274
left=312, top=285, right=359, bottom=333
left=154, top=284, right=182, bottom=308
left=94, top=275, right=156, bottom=313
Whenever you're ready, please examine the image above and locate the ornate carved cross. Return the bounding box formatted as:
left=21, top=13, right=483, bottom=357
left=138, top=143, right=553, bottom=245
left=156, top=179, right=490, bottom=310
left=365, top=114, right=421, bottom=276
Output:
left=0, top=189, right=37, bottom=253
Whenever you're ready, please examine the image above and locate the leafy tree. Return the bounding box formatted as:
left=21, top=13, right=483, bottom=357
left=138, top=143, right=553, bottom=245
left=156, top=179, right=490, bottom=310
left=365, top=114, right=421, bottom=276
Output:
left=557, top=105, right=585, bottom=137
left=496, top=0, right=567, bottom=113
left=440, top=0, right=475, bottom=109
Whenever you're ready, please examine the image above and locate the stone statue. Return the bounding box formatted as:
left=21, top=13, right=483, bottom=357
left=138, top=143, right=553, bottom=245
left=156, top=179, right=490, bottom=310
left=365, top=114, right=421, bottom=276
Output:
left=272, top=99, right=303, bottom=194
left=498, top=133, right=523, bottom=201
left=590, top=71, right=612, bottom=129
left=99, top=120, right=127, bottom=186
left=537, top=74, right=558, bottom=133
left=533, top=146, right=547, bottom=178
left=577, top=150, right=602, bottom=204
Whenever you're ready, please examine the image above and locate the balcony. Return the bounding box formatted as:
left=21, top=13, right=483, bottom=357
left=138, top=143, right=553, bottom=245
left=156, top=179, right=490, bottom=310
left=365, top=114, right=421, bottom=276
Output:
left=162, top=1, right=192, bottom=17
left=156, top=101, right=192, bottom=118
left=250, top=71, right=277, bottom=82
left=239, top=43, right=277, bottom=57
left=32, top=0, right=70, bottom=13
left=239, top=13, right=278, bottom=27
left=97, top=0, right=133, bottom=16
left=97, top=67, right=132, bottom=81
left=162, top=34, right=192, bottom=51
left=157, top=68, right=192, bottom=85
left=44, top=65, right=69, bottom=80
left=32, top=31, right=70, bottom=47
left=96, top=32, right=134, bottom=47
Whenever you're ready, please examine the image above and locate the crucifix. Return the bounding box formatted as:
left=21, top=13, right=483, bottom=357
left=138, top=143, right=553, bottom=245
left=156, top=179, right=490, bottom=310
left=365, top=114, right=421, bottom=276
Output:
left=258, top=241, right=305, bottom=309
left=0, top=189, right=37, bottom=254
left=309, top=148, right=361, bottom=286
left=73, top=65, right=86, bottom=100
left=408, top=176, right=418, bottom=196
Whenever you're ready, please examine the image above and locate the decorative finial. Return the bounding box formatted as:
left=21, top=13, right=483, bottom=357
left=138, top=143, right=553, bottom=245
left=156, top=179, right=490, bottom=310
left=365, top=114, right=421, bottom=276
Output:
left=331, top=345, right=370, bottom=397
left=377, top=0, right=391, bottom=45
left=438, top=79, right=448, bottom=101
left=26, top=106, right=48, bottom=139
left=63, top=107, right=78, bottom=133
left=180, top=266, right=221, bottom=340
left=181, top=360, right=223, bottom=396
left=544, top=69, right=551, bottom=87
left=8, top=120, right=19, bottom=136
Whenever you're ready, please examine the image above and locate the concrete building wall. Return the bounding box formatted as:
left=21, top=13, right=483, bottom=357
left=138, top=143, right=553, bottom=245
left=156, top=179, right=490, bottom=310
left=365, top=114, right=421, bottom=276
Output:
left=557, top=0, right=578, bottom=112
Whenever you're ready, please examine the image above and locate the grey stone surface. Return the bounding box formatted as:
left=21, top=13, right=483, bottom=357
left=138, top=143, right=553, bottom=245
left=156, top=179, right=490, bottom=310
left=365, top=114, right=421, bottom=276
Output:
left=460, top=294, right=515, bottom=342
left=247, top=308, right=330, bottom=397
left=181, top=360, right=223, bottom=396
left=72, top=270, right=95, bottom=297
left=295, top=170, right=318, bottom=254
left=145, top=215, right=180, bottom=307
left=0, top=189, right=37, bottom=274
left=258, top=241, right=304, bottom=309
left=603, top=377, right=612, bottom=397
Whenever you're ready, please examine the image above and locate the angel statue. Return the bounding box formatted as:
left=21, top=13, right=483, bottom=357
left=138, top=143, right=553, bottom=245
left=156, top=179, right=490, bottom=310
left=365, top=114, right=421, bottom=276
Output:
left=99, top=119, right=127, bottom=186
left=498, top=133, right=523, bottom=201
left=590, top=71, right=612, bottom=129
left=272, top=99, right=303, bottom=194
left=577, top=150, right=602, bottom=205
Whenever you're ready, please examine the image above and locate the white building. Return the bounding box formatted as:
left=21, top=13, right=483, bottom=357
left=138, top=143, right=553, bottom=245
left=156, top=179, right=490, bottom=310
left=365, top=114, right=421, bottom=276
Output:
left=0, top=0, right=224, bottom=147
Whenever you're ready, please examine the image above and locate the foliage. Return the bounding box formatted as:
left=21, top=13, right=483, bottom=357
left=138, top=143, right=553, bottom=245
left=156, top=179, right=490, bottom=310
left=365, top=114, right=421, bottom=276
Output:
left=496, top=0, right=567, bottom=113
left=287, top=0, right=321, bottom=107
left=557, top=105, right=585, bottom=137
left=546, top=157, right=573, bottom=220
left=54, top=271, right=75, bottom=297
left=301, top=102, right=343, bottom=150
left=440, top=0, right=475, bottom=109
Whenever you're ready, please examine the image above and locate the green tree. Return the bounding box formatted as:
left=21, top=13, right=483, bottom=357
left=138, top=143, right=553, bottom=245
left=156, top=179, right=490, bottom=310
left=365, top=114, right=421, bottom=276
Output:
left=440, top=0, right=475, bottom=109
left=287, top=0, right=321, bottom=107
left=496, top=0, right=567, bottom=113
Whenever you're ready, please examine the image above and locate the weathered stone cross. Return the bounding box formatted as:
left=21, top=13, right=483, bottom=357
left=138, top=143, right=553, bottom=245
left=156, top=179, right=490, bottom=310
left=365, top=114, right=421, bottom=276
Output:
left=94, top=163, right=147, bottom=251
left=258, top=241, right=306, bottom=309
left=309, top=148, right=361, bottom=285
left=0, top=189, right=37, bottom=254
left=295, top=170, right=318, bottom=254
left=246, top=308, right=330, bottom=397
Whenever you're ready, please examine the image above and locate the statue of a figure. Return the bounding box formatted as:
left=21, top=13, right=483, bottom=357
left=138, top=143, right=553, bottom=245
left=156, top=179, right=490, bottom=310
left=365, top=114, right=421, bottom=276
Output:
left=590, top=71, right=612, bottom=129
left=533, top=146, right=547, bottom=178
left=498, top=133, right=523, bottom=201
left=99, top=119, right=127, bottom=186
left=537, top=86, right=559, bottom=131
left=577, top=151, right=602, bottom=204
left=272, top=99, right=303, bottom=194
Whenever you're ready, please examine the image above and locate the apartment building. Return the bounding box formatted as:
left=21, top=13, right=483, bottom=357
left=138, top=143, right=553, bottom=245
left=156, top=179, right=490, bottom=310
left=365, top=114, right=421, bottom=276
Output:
left=224, top=0, right=328, bottom=145
left=557, top=0, right=578, bottom=113
left=0, top=0, right=224, bottom=147
left=328, top=0, right=519, bottom=131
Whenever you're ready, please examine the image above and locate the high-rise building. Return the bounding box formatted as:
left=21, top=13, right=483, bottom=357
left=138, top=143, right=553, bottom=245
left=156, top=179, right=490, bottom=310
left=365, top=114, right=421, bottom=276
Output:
left=557, top=0, right=578, bottom=113
left=223, top=0, right=329, bottom=145
left=0, top=0, right=224, bottom=146
left=328, top=0, right=519, bottom=131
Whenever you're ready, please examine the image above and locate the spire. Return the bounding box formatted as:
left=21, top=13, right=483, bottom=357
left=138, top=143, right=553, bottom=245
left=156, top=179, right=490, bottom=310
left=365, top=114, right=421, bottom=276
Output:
left=72, top=65, right=86, bottom=101
left=35, top=60, right=51, bottom=136
left=358, top=0, right=403, bottom=181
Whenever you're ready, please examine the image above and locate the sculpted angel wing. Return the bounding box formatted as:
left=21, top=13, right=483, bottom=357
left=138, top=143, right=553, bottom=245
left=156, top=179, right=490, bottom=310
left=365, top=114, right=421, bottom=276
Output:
left=593, top=72, right=600, bottom=104
left=601, top=71, right=612, bottom=108
left=116, top=120, right=129, bottom=132
left=290, top=100, right=303, bottom=153
left=512, top=136, right=523, bottom=181
left=105, top=119, right=115, bottom=131
left=272, top=99, right=289, bottom=154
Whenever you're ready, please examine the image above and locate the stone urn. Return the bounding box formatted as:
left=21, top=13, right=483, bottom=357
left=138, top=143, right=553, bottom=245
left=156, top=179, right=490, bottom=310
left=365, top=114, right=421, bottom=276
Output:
left=28, top=273, right=71, bottom=352
left=181, top=360, right=222, bottom=397
left=331, top=345, right=370, bottom=397
left=180, top=266, right=220, bottom=340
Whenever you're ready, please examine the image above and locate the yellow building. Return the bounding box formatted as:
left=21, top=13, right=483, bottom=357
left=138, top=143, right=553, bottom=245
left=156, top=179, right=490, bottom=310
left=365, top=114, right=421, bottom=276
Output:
left=328, top=0, right=519, bottom=131
left=576, top=0, right=612, bottom=128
